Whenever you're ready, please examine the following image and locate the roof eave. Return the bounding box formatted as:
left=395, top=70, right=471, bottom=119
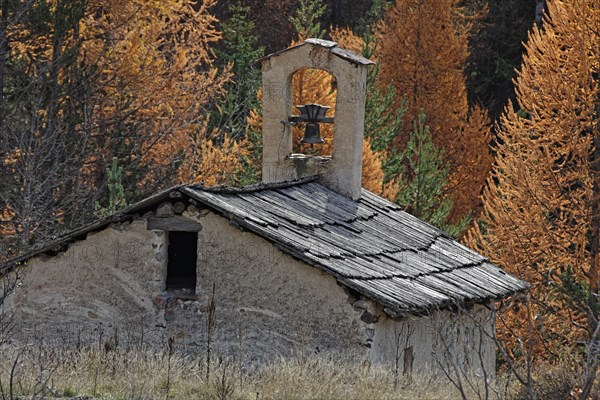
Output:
left=0, top=185, right=185, bottom=275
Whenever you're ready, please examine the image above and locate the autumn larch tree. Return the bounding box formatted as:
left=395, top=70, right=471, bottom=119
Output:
left=376, top=0, right=492, bottom=225
left=82, top=0, right=231, bottom=192
left=0, top=0, right=239, bottom=253
left=466, top=0, right=599, bottom=385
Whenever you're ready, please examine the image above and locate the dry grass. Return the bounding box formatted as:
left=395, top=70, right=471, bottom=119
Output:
left=2, top=343, right=596, bottom=400
left=0, top=344, right=461, bottom=400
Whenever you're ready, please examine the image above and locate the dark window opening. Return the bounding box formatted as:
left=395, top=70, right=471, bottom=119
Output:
left=166, top=231, right=198, bottom=293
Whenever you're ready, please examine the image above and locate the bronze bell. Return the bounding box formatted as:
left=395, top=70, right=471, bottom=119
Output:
left=288, top=103, right=334, bottom=149
left=293, top=104, right=332, bottom=147
left=301, top=121, right=325, bottom=146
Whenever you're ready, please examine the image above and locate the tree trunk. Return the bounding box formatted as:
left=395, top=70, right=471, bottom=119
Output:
left=589, top=71, right=600, bottom=337
left=0, top=0, right=9, bottom=129
left=331, top=0, right=341, bottom=28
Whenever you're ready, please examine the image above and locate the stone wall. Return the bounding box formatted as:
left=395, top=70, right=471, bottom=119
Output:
left=193, top=211, right=369, bottom=363
left=371, top=304, right=496, bottom=378
left=5, top=203, right=495, bottom=378
left=6, top=206, right=371, bottom=360
left=9, top=219, right=166, bottom=345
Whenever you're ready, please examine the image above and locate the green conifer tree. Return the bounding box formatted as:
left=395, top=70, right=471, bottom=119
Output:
left=361, top=34, right=406, bottom=183
left=209, top=1, right=264, bottom=186
left=211, top=1, right=264, bottom=141
left=397, top=113, right=470, bottom=238
left=95, top=158, right=127, bottom=217
left=355, top=0, right=393, bottom=37
left=290, top=0, right=327, bottom=40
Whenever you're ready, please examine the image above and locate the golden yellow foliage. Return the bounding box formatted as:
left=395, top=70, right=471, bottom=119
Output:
left=376, top=0, right=492, bottom=222
left=0, top=208, right=15, bottom=236
left=80, top=0, right=230, bottom=184
left=4, top=0, right=232, bottom=190
left=179, top=119, right=249, bottom=187
left=362, top=138, right=399, bottom=201
left=329, top=27, right=364, bottom=55
left=466, top=0, right=600, bottom=355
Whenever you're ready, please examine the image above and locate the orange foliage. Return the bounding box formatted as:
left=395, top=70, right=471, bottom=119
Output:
left=466, top=0, right=600, bottom=355
left=362, top=138, right=399, bottom=201
left=5, top=0, right=232, bottom=189
left=0, top=208, right=15, bottom=237
left=376, top=0, right=492, bottom=222
left=80, top=0, right=230, bottom=185
left=178, top=119, right=249, bottom=187
left=329, top=27, right=364, bottom=55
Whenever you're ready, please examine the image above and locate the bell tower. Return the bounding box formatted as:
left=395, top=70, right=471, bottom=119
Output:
left=258, top=38, right=374, bottom=200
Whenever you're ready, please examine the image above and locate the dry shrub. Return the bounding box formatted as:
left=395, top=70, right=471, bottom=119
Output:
left=504, top=360, right=600, bottom=400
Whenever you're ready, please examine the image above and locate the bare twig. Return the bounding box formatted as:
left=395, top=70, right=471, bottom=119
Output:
left=205, top=282, right=217, bottom=382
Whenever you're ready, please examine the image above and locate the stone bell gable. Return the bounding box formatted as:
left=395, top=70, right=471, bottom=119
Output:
left=259, top=38, right=374, bottom=200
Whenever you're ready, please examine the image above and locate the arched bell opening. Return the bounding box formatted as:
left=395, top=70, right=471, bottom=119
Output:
left=289, top=68, right=337, bottom=157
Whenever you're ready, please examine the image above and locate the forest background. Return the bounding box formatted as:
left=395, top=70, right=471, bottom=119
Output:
left=0, top=0, right=598, bottom=398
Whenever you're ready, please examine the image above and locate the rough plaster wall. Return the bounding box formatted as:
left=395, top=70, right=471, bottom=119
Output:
left=5, top=206, right=496, bottom=378
left=193, top=211, right=370, bottom=363
left=371, top=304, right=496, bottom=378
left=10, top=220, right=167, bottom=344
left=6, top=208, right=374, bottom=361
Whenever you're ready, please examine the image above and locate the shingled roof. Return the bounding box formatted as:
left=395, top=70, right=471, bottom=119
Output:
left=1, top=177, right=528, bottom=317
left=183, top=179, right=528, bottom=317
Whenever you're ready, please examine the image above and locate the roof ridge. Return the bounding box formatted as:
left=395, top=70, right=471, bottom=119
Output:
left=186, top=175, right=318, bottom=194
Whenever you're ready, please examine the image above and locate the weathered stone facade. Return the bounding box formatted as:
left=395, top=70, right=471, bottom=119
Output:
left=6, top=202, right=495, bottom=377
